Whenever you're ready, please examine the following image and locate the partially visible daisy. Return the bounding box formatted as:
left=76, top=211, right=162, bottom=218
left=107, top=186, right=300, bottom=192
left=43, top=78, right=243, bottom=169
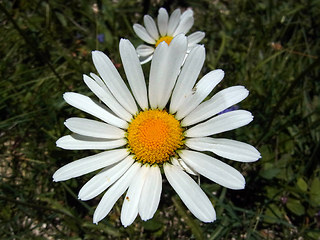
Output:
left=53, top=36, right=261, bottom=227
left=133, top=7, right=205, bottom=64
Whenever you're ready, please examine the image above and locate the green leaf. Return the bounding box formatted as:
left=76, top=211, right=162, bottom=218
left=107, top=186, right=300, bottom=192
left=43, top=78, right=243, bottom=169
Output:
left=310, top=177, right=320, bottom=207
left=142, top=218, right=162, bottom=231
left=259, top=168, right=281, bottom=180
left=286, top=199, right=305, bottom=216
left=264, top=204, right=283, bottom=224
left=297, top=177, right=308, bottom=192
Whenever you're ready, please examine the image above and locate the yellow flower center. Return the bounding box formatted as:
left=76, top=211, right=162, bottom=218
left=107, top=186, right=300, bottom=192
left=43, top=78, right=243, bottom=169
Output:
left=127, top=109, right=184, bottom=165
left=155, top=36, right=174, bottom=47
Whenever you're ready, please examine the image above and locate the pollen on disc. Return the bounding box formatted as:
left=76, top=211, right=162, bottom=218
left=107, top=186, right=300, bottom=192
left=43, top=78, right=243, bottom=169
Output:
left=127, top=109, right=184, bottom=164
left=155, top=36, right=173, bottom=47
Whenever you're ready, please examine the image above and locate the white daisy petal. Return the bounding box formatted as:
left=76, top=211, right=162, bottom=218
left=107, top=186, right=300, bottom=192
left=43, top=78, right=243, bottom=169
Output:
left=92, top=50, right=138, bottom=115
left=187, top=31, right=205, bottom=46
left=53, top=149, right=129, bottom=182
left=148, top=42, right=168, bottom=109
left=185, top=110, right=253, bottom=137
left=120, top=39, right=149, bottom=110
left=167, top=9, right=181, bottom=36
left=139, top=166, right=162, bottom=221
left=89, top=72, right=107, bottom=90
left=179, top=150, right=245, bottom=190
left=182, top=86, right=249, bottom=126
left=121, top=165, right=149, bottom=227
left=173, top=10, right=194, bottom=36
left=171, top=157, right=198, bottom=175
left=83, top=74, right=132, bottom=122
left=139, top=54, right=154, bottom=65
left=64, top=117, right=125, bottom=139
left=175, top=69, right=225, bottom=120
left=155, top=34, right=188, bottom=109
left=144, top=15, right=159, bottom=40
left=157, top=8, right=169, bottom=36
left=180, top=9, right=193, bottom=19
left=56, top=134, right=126, bottom=150
left=78, top=156, right=134, bottom=201
left=133, top=23, right=156, bottom=44
left=63, top=92, right=128, bottom=129
left=170, top=45, right=205, bottom=113
left=93, top=162, right=141, bottom=224
left=186, top=137, right=261, bottom=162
left=136, top=44, right=155, bottom=57
left=164, top=163, right=216, bottom=222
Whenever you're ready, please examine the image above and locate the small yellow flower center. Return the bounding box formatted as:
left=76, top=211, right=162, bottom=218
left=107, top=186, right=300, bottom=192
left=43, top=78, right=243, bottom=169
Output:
left=127, top=109, right=184, bottom=165
left=155, top=36, right=174, bottom=47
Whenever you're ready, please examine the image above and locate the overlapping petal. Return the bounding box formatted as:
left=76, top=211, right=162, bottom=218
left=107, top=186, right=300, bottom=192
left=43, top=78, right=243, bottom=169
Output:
left=182, top=86, right=249, bottom=126
left=185, top=110, right=254, bottom=137
left=56, top=134, right=126, bottom=150
left=186, top=137, right=261, bottom=162
left=92, top=50, right=138, bottom=115
left=164, top=163, right=216, bottom=222
left=179, top=150, right=246, bottom=190
left=53, top=149, right=129, bottom=182
left=64, top=117, right=125, bottom=139
left=78, top=156, right=134, bottom=201
left=93, top=162, right=141, bottom=224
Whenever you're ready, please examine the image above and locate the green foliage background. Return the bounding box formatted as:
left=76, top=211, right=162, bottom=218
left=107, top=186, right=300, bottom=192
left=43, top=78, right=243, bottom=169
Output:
left=0, top=0, right=319, bottom=239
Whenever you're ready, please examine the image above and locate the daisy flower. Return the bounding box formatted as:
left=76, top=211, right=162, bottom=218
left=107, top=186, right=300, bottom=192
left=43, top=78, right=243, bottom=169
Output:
left=53, top=35, right=261, bottom=227
left=133, top=7, right=205, bottom=64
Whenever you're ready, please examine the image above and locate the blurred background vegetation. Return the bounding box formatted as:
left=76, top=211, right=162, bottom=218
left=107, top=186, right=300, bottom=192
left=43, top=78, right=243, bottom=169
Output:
left=0, top=0, right=319, bottom=239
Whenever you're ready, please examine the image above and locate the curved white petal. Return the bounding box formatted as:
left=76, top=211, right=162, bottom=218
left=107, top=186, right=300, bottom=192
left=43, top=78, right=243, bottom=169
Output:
left=139, top=166, right=162, bottom=221
left=179, top=150, right=245, bottom=190
left=133, top=23, right=156, bottom=44
left=56, top=134, right=126, bottom=150
left=167, top=9, right=181, bottom=36
left=187, top=31, right=205, bottom=46
left=89, top=72, right=107, bottom=90
left=92, top=51, right=138, bottom=115
left=78, top=155, right=134, bottom=201
left=84, top=74, right=132, bottom=122
left=171, top=157, right=198, bottom=175
left=185, top=110, right=253, bottom=137
left=120, top=39, right=148, bottom=110
left=180, top=9, right=193, bottom=19
left=149, top=35, right=187, bottom=109
left=93, top=162, right=141, bottom=224
left=173, top=10, right=194, bottom=36
left=53, top=149, right=129, bottom=182
left=182, top=86, right=249, bottom=126
left=139, top=54, right=154, bottom=65
left=170, top=45, right=205, bottom=113
left=148, top=42, right=168, bottom=108
left=144, top=15, right=159, bottom=40
left=64, top=117, right=125, bottom=139
left=164, top=163, right=216, bottom=222
left=185, top=137, right=261, bottom=162
left=175, top=69, right=225, bottom=120
left=121, top=165, right=149, bottom=227
left=63, top=92, right=128, bottom=129
left=136, top=44, right=155, bottom=57
left=157, top=8, right=169, bottom=36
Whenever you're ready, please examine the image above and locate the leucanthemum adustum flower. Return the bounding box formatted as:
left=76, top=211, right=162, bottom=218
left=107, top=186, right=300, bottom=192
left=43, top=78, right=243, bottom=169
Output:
left=53, top=35, right=261, bottom=227
left=133, top=7, right=205, bottom=64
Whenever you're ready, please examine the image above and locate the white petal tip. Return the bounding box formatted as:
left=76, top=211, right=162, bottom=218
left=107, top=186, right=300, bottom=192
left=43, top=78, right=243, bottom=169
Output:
left=203, top=217, right=216, bottom=223
left=52, top=175, right=61, bottom=182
